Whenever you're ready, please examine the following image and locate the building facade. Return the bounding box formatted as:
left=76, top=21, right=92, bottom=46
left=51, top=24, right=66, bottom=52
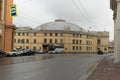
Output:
left=14, top=20, right=109, bottom=53
left=0, top=0, right=15, bottom=52
left=110, top=0, right=120, bottom=63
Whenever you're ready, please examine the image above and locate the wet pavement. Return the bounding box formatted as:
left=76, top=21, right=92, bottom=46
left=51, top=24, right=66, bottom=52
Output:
left=0, top=54, right=58, bottom=65
left=0, top=54, right=104, bottom=80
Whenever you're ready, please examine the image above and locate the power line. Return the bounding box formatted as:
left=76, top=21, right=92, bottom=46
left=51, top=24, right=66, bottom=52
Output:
left=72, top=0, right=92, bottom=26
left=78, top=0, right=101, bottom=30
left=72, top=0, right=101, bottom=30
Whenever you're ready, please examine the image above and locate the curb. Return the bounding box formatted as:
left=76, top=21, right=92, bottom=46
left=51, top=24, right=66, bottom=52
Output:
left=80, top=56, right=104, bottom=80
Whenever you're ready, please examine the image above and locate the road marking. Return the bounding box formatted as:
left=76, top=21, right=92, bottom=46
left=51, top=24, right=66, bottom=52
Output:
left=24, top=73, right=35, bottom=79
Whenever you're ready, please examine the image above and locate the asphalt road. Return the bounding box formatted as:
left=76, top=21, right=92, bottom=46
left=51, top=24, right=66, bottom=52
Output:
left=0, top=54, right=104, bottom=80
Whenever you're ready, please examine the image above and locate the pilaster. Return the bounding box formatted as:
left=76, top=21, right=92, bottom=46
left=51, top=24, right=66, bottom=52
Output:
left=114, top=1, right=120, bottom=63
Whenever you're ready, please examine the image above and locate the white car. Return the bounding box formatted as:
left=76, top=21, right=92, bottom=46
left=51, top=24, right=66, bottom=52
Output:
left=6, top=50, right=23, bottom=56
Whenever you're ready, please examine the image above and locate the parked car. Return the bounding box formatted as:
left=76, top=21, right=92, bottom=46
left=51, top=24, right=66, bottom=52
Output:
left=22, top=49, right=36, bottom=56
left=6, top=50, right=23, bottom=57
left=0, top=49, right=6, bottom=57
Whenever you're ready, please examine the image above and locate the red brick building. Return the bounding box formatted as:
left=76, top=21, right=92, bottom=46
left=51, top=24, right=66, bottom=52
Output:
left=0, top=0, right=15, bottom=52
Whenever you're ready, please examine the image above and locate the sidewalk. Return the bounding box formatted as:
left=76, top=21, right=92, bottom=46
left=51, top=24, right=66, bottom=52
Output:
left=88, top=55, right=120, bottom=80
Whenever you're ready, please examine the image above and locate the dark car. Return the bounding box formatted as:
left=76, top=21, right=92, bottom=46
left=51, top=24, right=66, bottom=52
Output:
left=22, top=49, right=36, bottom=56
left=0, top=50, right=6, bottom=57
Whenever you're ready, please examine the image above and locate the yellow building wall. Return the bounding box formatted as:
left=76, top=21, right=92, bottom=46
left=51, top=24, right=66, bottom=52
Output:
left=14, top=29, right=109, bottom=53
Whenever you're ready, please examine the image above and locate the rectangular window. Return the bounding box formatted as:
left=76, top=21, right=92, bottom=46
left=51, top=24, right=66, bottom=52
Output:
left=50, top=33, right=52, bottom=36
left=73, top=46, right=75, bottom=50
left=80, top=40, right=82, bottom=44
left=34, top=39, right=36, bottom=43
left=18, top=33, right=20, bottom=36
left=55, top=39, right=57, bottom=43
left=34, top=33, right=36, bottom=36
left=80, top=34, right=82, bottom=37
left=55, top=33, right=58, bottom=36
left=26, top=33, right=29, bottom=36
left=26, top=39, right=29, bottom=43
left=73, top=34, right=75, bottom=37
left=50, top=39, right=52, bottom=43
left=73, top=40, right=75, bottom=44
left=18, top=39, right=20, bottom=43
left=44, top=33, right=47, bottom=36
left=76, top=46, right=78, bottom=50
left=14, top=39, right=16, bottom=43
left=60, top=39, right=63, bottom=44
left=44, top=39, right=47, bottom=43
left=76, top=40, right=78, bottom=44
left=79, top=46, right=82, bottom=50
left=60, top=33, right=63, bottom=36
left=21, top=39, right=25, bottom=43
left=22, top=33, right=25, bottom=36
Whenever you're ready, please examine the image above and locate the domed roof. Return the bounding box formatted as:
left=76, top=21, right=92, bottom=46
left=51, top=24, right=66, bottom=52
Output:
left=35, top=19, right=85, bottom=32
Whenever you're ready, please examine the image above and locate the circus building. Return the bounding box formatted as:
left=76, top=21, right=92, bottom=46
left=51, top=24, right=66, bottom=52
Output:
left=14, top=19, right=109, bottom=53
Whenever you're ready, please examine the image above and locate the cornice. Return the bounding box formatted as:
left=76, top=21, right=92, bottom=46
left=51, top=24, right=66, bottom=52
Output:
left=116, top=0, right=120, bottom=2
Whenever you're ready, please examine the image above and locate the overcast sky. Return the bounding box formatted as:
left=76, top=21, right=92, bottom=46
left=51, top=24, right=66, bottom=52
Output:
left=13, top=0, right=114, bottom=41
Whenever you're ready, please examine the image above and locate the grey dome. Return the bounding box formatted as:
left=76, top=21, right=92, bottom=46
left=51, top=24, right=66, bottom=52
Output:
left=35, top=19, right=85, bottom=32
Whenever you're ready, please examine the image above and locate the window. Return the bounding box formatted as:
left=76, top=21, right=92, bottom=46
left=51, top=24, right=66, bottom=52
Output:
left=76, top=46, right=78, bottom=50
left=73, top=46, right=75, bottom=50
left=60, top=33, right=63, bottom=36
left=50, top=39, right=52, bottom=43
left=50, top=33, right=52, bottom=36
left=44, top=39, right=47, bottom=43
left=22, top=33, right=25, bottom=36
left=76, top=34, right=78, bottom=37
left=73, top=40, right=75, bottom=44
left=86, top=46, right=89, bottom=51
left=76, top=40, right=78, bottom=44
left=86, top=35, right=89, bottom=38
left=79, top=46, right=82, bottom=50
left=86, top=41, right=89, bottom=45
left=80, top=34, right=82, bottom=37
left=26, top=39, right=29, bottom=43
left=73, top=34, right=75, bottom=37
left=55, top=39, right=58, bottom=43
left=18, top=39, right=20, bottom=43
left=26, top=33, right=29, bottom=36
left=34, top=33, right=36, bottom=36
left=14, top=39, right=16, bottom=43
left=60, top=39, right=63, bottom=44
left=104, top=48, right=107, bottom=51
left=34, top=39, right=36, bottom=43
left=18, top=33, right=20, bottom=36
left=44, top=33, right=47, bottom=36
left=21, top=39, right=25, bottom=43
left=97, top=39, right=101, bottom=45
left=55, top=33, right=58, bottom=36
left=80, top=40, right=82, bottom=44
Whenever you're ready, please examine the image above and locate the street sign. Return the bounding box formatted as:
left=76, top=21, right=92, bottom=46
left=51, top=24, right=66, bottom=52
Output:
left=9, top=4, right=18, bottom=17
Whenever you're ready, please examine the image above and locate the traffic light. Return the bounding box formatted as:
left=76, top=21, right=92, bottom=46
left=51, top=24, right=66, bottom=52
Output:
left=9, top=4, right=18, bottom=17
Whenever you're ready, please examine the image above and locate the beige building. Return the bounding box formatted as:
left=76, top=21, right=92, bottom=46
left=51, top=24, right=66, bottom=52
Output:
left=13, top=20, right=109, bottom=53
